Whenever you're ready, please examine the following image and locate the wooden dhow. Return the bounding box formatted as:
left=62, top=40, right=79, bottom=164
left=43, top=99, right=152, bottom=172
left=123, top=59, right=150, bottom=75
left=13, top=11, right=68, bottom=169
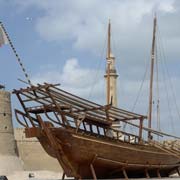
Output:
left=13, top=82, right=180, bottom=179
left=13, top=17, right=180, bottom=179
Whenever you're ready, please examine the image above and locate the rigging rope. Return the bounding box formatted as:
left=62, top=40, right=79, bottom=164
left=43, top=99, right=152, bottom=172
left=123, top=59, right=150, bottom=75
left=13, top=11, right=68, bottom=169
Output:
left=131, top=59, right=149, bottom=112
left=157, top=26, right=176, bottom=134
left=122, top=56, right=150, bottom=132
left=0, top=22, right=32, bottom=86
left=87, top=34, right=106, bottom=103
left=159, top=33, right=180, bottom=121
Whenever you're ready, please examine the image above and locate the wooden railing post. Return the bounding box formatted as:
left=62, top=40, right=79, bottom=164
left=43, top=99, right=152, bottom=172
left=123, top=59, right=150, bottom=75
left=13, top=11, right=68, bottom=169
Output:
left=90, top=164, right=97, bottom=180
left=145, top=168, right=150, bottom=178
left=138, top=117, right=143, bottom=143
left=122, top=168, right=128, bottom=180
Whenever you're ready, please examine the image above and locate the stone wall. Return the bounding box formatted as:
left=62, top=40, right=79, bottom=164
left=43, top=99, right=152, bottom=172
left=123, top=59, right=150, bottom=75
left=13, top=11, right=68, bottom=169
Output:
left=0, top=89, right=62, bottom=172
left=14, top=128, right=62, bottom=172
left=0, top=90, right=16, bottom=155
left=0, top=90, right=23, bottom=174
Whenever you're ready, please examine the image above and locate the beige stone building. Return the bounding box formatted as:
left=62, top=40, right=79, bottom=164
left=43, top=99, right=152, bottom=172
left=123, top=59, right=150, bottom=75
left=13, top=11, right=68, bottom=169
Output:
left=0, top=90, right=16, bottom=155
left=0, top=87, right=62, bottom=174
left=14, top=128, right=61, bottom=171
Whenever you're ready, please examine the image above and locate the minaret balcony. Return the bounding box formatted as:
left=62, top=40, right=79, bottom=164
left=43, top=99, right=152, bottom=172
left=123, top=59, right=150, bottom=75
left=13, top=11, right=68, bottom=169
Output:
left=105, top=69, right=117, bottom=74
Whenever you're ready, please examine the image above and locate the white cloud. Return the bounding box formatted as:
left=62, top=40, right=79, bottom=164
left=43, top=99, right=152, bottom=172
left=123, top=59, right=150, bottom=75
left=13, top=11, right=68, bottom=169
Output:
left=14, top=0, right=176, bottom=53
left=158, top=0, right=175, bottom=12
left=31, top=58, right=105, bottom=103
left=31, top=56, right=180, bottom=135
left=15, top=0, right=180, bottom=135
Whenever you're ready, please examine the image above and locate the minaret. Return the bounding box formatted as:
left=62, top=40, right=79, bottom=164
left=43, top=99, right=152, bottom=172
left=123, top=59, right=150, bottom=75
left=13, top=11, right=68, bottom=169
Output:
left=104, top=20, right=118, bottom=107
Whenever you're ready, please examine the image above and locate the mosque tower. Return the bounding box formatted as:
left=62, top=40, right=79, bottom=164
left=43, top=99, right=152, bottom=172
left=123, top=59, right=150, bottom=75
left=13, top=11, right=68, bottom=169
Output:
left=104, top=20, right=118, bottom=107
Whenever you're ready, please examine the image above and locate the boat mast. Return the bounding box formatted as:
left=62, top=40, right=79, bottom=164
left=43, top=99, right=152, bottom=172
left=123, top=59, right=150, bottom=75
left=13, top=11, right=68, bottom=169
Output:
left=148, top=16, right=157, bottom=140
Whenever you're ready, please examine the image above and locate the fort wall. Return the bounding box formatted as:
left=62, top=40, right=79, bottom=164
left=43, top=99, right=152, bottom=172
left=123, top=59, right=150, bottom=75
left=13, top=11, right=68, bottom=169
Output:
left=0, top=90, right=16, bottom=155
left=0, top=90, right=23, bottom=174
left=14, top=128, right=62, bottom=172
left=0, top=89, right=62, bottom=173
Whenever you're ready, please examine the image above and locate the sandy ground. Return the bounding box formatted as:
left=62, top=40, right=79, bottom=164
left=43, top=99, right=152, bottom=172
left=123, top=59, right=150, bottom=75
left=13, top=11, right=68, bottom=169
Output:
left=6, top=172, right=180, bottom=180
left=7, top=170, right=63, bottom=180
left=0, top=155, right=179, bottom=180
left=0, top=155, right=64, bottom=180
left=0, top=155, right=23, bottom=175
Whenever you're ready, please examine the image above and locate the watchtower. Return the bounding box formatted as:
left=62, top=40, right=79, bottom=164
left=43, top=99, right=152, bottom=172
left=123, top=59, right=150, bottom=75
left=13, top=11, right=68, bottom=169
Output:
left=0, top=85, right=16, bottom=155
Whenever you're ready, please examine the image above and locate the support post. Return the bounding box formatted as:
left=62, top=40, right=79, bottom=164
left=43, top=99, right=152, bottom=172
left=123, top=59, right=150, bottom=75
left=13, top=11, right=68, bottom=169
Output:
left=157, top=169, right=161, bottom=178
left=138, top=117, right=143, bottom=143
left=145, top=168, right=150, bottom=178
left=177, top=168, right=180, bottom=177
left=62, top=172, right=66, bottom=180
left=122, top=168, right=128, bottom=180
left=90, top=164, right=97, bottom=180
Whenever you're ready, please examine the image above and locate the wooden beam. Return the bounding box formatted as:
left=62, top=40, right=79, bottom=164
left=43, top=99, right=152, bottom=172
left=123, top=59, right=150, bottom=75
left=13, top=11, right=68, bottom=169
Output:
left=96, top=156, right=180, bottom=168
left=122, top=168, right=128, bottom=180
left=36, top=115, right=78, bottom=177
left=62, top=172, right=65, bottom=180
left=145, top=168, right=150, bottom=178
left=138, top=117, right=143, bottom=143
left=177, top=168, right=180, bottom=177
left=157, top=168, right=161, bottom=178
left=90, top=164, right=97, bottom=180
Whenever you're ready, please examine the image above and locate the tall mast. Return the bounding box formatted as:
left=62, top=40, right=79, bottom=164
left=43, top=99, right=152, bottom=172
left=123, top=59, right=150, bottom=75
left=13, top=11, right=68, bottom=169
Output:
left=107, top=20, right=111, bottom=59
left=148, top=16, right=157, bottom=140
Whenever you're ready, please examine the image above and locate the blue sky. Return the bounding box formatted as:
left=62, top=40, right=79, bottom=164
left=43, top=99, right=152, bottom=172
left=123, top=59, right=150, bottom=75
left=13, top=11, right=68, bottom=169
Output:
left=0, top=0, right=180, bottom=136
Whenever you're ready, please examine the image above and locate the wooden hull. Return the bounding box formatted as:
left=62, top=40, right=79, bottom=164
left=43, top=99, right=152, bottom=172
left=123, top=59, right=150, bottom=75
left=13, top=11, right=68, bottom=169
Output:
left=29, top=127, right=180, bottom=179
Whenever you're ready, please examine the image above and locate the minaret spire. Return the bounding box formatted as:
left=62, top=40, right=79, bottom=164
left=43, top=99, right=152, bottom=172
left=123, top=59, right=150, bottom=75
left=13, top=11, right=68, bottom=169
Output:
left=107, top=19, right=111, bottom=105
left=107, top=19, right=111, bottom=59
left=104, top=19, right=118, bottom=107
